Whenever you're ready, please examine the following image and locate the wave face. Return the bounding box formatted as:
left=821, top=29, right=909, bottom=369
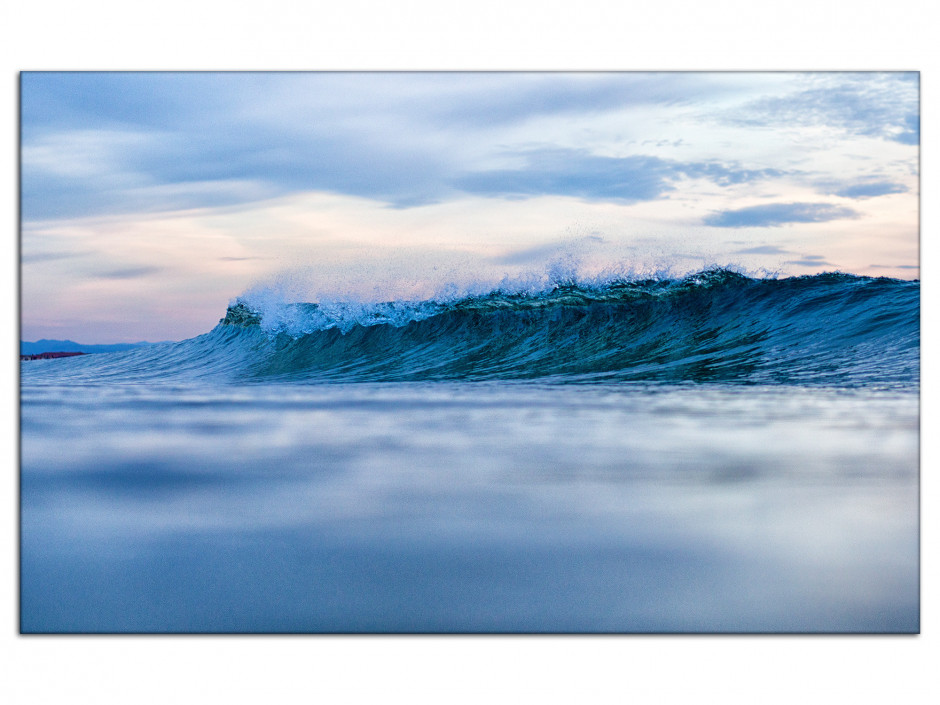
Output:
left=22, top=270, right=920, bottom=387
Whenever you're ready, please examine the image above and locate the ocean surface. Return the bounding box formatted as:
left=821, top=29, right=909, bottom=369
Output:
left=20, top=269, right=920, bottom=632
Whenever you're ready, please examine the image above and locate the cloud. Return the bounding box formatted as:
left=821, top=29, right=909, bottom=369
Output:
left=21, top=74, right=461, bottom=218
left=19, top=72, right=747, bottom=137
left=829, top=181, right=908, bottom=199
left=21, top=250, right=92, bottom=264
left=426, top=73, right=736, bottom=128
left=729, top=73, right=919, bottom=145
left=784, top=257, right=837, bottom=267
left=20, top=74, right=706, bottom=217
left=21, top=73, right=235, bottom=133
left=455, top=148, right=788, bottom=204
left=18, top=73, right=802, bottom=220
left=455, top=151, right=672, bottom=203
left=97, top=266, right=164, bottom=279
left=20, top=73, right=917, bottom=225
left=704, top=202, right=860, bottom=228
left=21, top=127, right=451, bottom=218
left=732, top=245, right=792, bottom=255
left=893, top=113, right=920, bottom=145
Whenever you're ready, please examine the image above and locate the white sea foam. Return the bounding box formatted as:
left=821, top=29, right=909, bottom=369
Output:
left=233, top=250, right=782, bottom=338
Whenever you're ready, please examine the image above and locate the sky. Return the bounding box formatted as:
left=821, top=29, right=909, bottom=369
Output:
left=20, top=71, right=919, bottom=343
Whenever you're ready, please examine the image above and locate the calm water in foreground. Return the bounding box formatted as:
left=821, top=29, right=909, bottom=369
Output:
left=20, top=381, right=918, bottom=633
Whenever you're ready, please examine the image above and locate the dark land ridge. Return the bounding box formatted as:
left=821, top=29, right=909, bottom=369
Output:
left=21, top=351, right=86, bottom=361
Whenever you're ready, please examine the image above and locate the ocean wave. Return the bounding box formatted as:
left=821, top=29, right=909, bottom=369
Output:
left=22, top=269, right=920, bottom=387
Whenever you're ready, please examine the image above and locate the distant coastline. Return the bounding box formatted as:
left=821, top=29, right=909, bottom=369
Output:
left=21, top=351, right=86, bottom=361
